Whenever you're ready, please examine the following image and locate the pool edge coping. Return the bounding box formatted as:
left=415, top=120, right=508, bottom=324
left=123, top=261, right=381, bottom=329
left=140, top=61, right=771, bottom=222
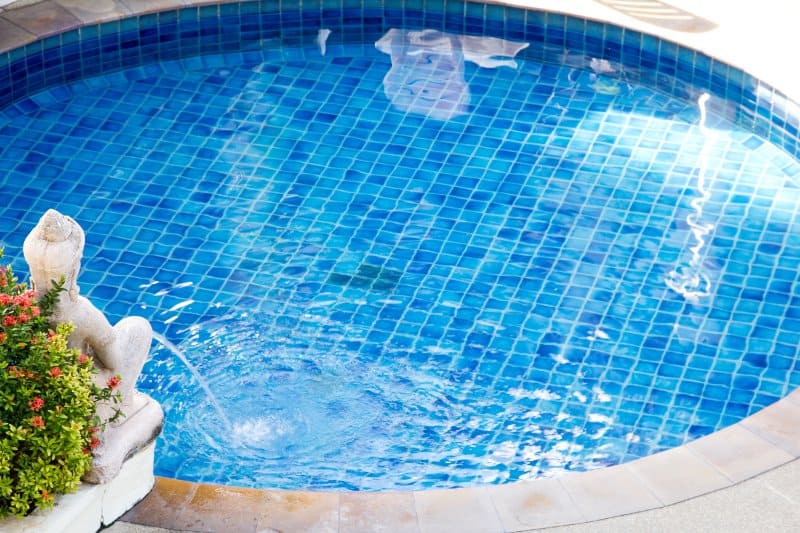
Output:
left=117, top=391, right=800, bottom=530
left=2, top=0, right=800, bottom=530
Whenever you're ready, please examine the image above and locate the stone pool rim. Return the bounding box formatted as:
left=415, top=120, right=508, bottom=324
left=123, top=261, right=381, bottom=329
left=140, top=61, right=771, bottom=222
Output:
left=3, top=0, right=800, bottom=529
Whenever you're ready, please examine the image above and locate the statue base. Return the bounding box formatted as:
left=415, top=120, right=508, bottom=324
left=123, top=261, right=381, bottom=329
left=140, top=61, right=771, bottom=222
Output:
left=84, top=392, right=164, bottom=484
left=0, top=440, right=157, bottom=533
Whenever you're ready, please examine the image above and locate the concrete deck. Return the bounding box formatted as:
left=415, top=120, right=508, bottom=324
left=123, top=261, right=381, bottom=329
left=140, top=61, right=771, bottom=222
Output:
left=2, top=0, right=800, bottom=531
left=104, top=457, right=800, bottom=532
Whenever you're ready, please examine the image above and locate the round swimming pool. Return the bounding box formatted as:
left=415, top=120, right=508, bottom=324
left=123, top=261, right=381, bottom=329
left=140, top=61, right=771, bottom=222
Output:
left=2, top=2, right=800, bottom=491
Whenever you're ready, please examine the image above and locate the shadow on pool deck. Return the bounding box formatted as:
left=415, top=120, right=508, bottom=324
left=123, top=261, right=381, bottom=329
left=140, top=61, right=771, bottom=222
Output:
left=594, top=0, right=717, bottom=33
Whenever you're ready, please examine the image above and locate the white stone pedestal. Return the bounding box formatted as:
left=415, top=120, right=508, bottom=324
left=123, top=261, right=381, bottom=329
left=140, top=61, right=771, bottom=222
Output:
left=0, top=441, right=156, bottom=533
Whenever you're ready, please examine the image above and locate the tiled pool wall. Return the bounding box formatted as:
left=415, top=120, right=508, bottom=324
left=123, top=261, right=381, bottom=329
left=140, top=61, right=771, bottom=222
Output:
left=1, top=0, right=800, bottom=167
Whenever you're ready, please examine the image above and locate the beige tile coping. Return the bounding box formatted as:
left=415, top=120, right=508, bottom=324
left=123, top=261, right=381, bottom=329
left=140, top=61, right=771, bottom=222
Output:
left=118, top=390, right=800, bottom=532
left=2, top=0, right=800, bottom=100
left=2, top=0, right=800, bottom=531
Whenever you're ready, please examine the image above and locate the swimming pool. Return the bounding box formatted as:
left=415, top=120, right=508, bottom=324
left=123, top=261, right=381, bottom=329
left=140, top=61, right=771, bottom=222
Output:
left=2, top=1, right=800, bottom=492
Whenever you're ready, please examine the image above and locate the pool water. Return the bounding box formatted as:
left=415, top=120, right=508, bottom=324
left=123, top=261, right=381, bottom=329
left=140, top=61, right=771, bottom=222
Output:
left=2, top=27, right=800, bottom=491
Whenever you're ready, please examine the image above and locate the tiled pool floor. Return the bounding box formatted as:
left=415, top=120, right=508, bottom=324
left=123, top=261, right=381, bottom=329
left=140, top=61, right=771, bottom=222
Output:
left=3, top=0, right=800, bottom=531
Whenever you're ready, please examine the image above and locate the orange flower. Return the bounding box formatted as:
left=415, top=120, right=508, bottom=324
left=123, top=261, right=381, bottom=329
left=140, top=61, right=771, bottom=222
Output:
left=49, top=367, right=61, bottom=378
left=30, top=416, right=44, bottom=428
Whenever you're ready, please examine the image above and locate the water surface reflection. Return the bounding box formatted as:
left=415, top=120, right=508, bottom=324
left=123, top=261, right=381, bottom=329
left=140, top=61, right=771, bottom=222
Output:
left=375, top=29, right=528, bottom=120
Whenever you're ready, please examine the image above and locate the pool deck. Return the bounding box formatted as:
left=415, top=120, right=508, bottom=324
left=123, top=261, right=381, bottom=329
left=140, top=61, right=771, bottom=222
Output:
left=3, top=0, right=800, bottom=531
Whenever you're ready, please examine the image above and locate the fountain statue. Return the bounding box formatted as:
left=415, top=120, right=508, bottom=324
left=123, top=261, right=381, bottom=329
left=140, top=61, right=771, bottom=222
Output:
left=22, top=209, right=163, bottom=484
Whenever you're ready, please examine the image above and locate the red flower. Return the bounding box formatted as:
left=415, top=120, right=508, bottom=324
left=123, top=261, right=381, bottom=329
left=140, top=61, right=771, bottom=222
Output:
left=28, top=397, right=44, bottom=411
left=2, top=315, right=16, bottom=327
left=0, top=294, right=10, bottom=305
left=107, top=375, right=121, bottom=389
left=30, top=416, right=44, bottom=428
left=13, top=295, right=30, bottom=308
left=78, top=353, right=90, bottom=365
left=17, top=312, right=29, bottom=323
left=49, top=367, right=61, bottom=378
left=90, top=436, right=101, bottom=449
left=30, top=306, right=40, bottom=317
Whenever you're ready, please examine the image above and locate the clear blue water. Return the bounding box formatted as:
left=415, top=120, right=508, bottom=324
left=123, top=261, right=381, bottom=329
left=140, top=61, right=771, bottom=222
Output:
left=2, top=30, right=800, bottom=491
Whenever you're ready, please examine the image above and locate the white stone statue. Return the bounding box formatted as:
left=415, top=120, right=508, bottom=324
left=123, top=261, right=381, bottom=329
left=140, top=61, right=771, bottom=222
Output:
left=22, top=209, right=163, bottom=484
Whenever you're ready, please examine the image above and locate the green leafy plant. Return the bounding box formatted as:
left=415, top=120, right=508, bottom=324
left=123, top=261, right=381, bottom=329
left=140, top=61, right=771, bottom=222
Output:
left=0, top=252, right=120, bottom=518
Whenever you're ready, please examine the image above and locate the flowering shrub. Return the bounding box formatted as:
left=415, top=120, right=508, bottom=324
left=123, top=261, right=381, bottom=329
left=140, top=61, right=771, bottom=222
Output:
left=0, top=254, right=120, bottom=518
